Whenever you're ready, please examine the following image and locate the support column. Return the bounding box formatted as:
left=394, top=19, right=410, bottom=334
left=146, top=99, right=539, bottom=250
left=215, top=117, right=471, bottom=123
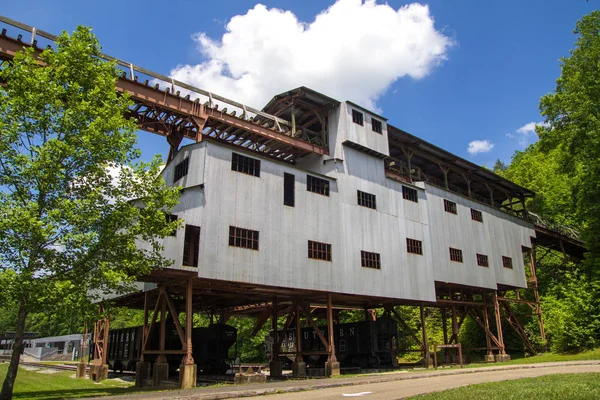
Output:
left=482, top=294, right=495, bottom=362
left=76, top=324, right=88, bottom=379
left=450, top=305, right=458, bottom=363
left=492, top=291, right=510, bottom=362
left=136, top=292, right=151, bottom=387
left=152, top=288, right=169, bottom=387
left=420, top=306, right=432, bottom=368
left=530, top=245, right=546, bottom=345
left=89, top=306, right=109, bottom=382
left=292, top=301, right=306, bottom=377
left=179, top=278, right=197, bottom=389
left=325, top=294, right=340, bottom=377
left=269, top=298, right=282, bottom=377
left=441, top=308, right=450, bottom=363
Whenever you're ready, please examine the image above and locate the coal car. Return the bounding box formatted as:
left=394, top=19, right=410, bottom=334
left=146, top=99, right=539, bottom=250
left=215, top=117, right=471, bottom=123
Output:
left=107, top=323, right=237, bottom=375
left=276, top=316, right=398, bottom=368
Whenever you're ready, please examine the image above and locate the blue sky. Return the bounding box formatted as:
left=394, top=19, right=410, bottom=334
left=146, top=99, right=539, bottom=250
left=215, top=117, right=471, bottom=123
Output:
left=2, top=1, right=595, bottom=166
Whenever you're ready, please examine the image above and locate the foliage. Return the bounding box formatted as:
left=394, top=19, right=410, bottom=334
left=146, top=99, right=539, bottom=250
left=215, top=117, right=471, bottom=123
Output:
left=0, top=26, right=180, bottom=399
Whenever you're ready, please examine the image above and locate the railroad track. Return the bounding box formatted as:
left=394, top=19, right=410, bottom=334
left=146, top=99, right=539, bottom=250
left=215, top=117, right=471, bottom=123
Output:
left=21, top=361, right=81, bottom=371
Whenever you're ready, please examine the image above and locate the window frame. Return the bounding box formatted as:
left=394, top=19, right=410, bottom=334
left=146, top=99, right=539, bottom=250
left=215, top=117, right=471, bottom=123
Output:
left=476, top=253, right=489, bottom=267
left=307, top=174, right=330, bottom=197
left=371, top=118, right=382, bottom=134
left=166, top=214, right=178, bottom=237
left=228, top=226, right=260, bottom=251
left=283, top=172, right=295, bottom=207
left=471, top=209, right=483, bottom=222
left=360, top=250, right=381, bottom=269
left=231, top=152, right=261, bottom=177
left=444, top=199, right=457, bottom=214
left=173, top=158, right=189, bottom=183
left=502, top=256, right=513, bottom=269
left=406, top=238, right=423, bottom=255
left=449, top=247, right=463, bottom=263
left=308, top=240, right=332, bottom=262
left=182, top=224, right=200, bottom=267
left=357, top=190, right=377, bottom=210
left=352, top=109, right=364, bottom=126
left=402, top=186, right=418, bottom=203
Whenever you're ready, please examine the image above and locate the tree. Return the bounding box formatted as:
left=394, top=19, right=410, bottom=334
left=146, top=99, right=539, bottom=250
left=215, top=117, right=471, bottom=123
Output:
left=0, top=27, right=180, bottom=399
left=538, top=10, right=600, bottom=275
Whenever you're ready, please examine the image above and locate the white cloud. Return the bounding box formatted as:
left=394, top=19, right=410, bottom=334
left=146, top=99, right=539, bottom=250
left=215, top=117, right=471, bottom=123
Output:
left=169, top=0, right=454, bottom=111
left=467, top=140, right=494, bottom=155
left=510, top=121, right=548, bottom=148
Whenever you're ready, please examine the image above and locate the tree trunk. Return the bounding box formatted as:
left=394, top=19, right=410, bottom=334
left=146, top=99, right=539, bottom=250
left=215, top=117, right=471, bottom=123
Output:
left=0, top=300, right=27, bottom=400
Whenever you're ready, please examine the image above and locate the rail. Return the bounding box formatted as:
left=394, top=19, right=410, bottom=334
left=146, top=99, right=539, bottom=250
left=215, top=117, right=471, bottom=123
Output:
left=525, top=211, right=581, bottom=242
left=0, top=15, right=292, bottom=131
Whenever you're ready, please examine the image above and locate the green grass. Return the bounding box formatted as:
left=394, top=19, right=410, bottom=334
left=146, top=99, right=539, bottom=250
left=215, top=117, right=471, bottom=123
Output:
left=409, top=373, right=600, bottom=399
left=0, top=363, right=142, bottom=399
left=465, top=348, right=600, bottom=368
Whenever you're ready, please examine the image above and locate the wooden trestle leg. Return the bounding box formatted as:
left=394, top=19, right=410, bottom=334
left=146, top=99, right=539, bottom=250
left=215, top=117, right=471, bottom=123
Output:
left=325, top=294, right=340, bottom=376
left=420, top=306, right=432, bottom=368
left=90, top=305, right=109, bottom=382
left=179, top=278, right=197, bottom=389
left=292, top=301, right=306, bottom=377
left=492, top=290, right=510, bottom=362
left=269, top=298, right=282, bottom=377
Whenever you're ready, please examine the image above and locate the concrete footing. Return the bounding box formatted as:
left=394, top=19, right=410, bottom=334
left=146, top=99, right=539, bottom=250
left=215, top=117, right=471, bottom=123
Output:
left=135, top=361, right=151, bottom=387
left=89, top=364, right=108, bottom=382
left=152, top=362, right=170, bottom=387
left=423, top=357, right=434, bottom=369
left=292, top=361, right=306, bottom=377
left=76, top=362, right=87, bottom=379
left=234, top=368, right=267, bottom=385
left=269, top=360, right=282, bottom=377
left=484, top=354, right=496, bottom=362
left=179, top=364, right=197, bottom=389
left=325, top=361, right=340, bottom=377
left=495, top=353, right=511, bottom=362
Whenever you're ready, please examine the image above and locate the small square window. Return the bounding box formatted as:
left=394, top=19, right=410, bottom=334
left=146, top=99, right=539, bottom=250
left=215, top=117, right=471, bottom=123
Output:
left=502, top=256, right=513, bottom=269
left=308, top=240, right=332, bottom=261
left=444, top=199, right=457, bottom=214
left=372, top=119, right=382, bottom=134
left=352, top=109, right=364, bottom=126
left=357, top=190, right=376, bottom=209
left=406, top=238, right=423, bottom=255
left=402, top=186, right=418, bottom=203
left=476, top=253, right=489, bottom=267
left=449, top=247, right=463, bottom=263
left=307, top=175, right=330, bottom=196
left=361, top=251, right=381, bottom=269
left=471, top=209, right=483, bottom=222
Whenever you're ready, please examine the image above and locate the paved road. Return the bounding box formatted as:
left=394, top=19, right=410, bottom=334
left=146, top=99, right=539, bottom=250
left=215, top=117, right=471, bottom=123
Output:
left=242, top=364, right=600, bottom=400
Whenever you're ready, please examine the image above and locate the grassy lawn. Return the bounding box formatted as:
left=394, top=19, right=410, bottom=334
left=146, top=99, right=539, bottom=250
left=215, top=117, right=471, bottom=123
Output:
left=464, top=347, right=600, bottom=368
left=409, top=373, right=600, bottom=399
left=0, top=363, right=142, bottom=400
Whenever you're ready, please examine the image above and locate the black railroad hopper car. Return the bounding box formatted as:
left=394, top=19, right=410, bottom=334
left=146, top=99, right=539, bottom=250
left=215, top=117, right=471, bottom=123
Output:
left=276, top=316, right=398, bottom=368
left=107, top=323, right=237, bottom=375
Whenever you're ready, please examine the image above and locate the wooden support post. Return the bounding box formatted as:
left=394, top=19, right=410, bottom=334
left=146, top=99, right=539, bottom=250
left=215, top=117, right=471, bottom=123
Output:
left=439, top=165, right=450, bottom=189
left=179, top=278, right=196, bottom=389
left=325, top=294, right=340, bottom=376
left=482, top=294, right=494, bottom=362
left=420, top=305, right=432, bottom=368
left=270, top=298, right=282, bottom=377
left=293, top=301, right=306, bottom=377
left=530, top=245, right=546, bottom=344
left=157, top=288, right=167, bottom=364
left=492, top=291, right=509, bottom=361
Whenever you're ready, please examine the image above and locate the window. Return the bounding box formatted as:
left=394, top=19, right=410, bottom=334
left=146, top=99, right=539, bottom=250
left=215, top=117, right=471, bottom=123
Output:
left=444, top=199, right=457, bottom=214
left=166, top=214, right=178, bottom=236
left=174, top=158, right=189, bottom=182
left=284, top=173, right=295, bottom=207
left=502, top=256, right=513, bottom=269
left=183, top=225, right=200, bottom=267
left=402, top=186, right=418, bottom=203
left=406, top=238, right=423, bottom=255
left=361, top=251, right=381, bottom=269
left=308, top=240, right=332, bottom=261
left=477, top=253, right=489, bottom=267
left=352, top=109, right=364, bottom=126
left=471, top=209, right=483, bottom=222
left=357, top=190, right=376, bottom=209
left=372, top=118, right=382, bottom=134
left=449, top=247, right=463, bottom=262
left=232, top=152, right=260, bottom=177
left=307, top=175, right=330, bottom=196
left=229, top=226, right=259, bottom=250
